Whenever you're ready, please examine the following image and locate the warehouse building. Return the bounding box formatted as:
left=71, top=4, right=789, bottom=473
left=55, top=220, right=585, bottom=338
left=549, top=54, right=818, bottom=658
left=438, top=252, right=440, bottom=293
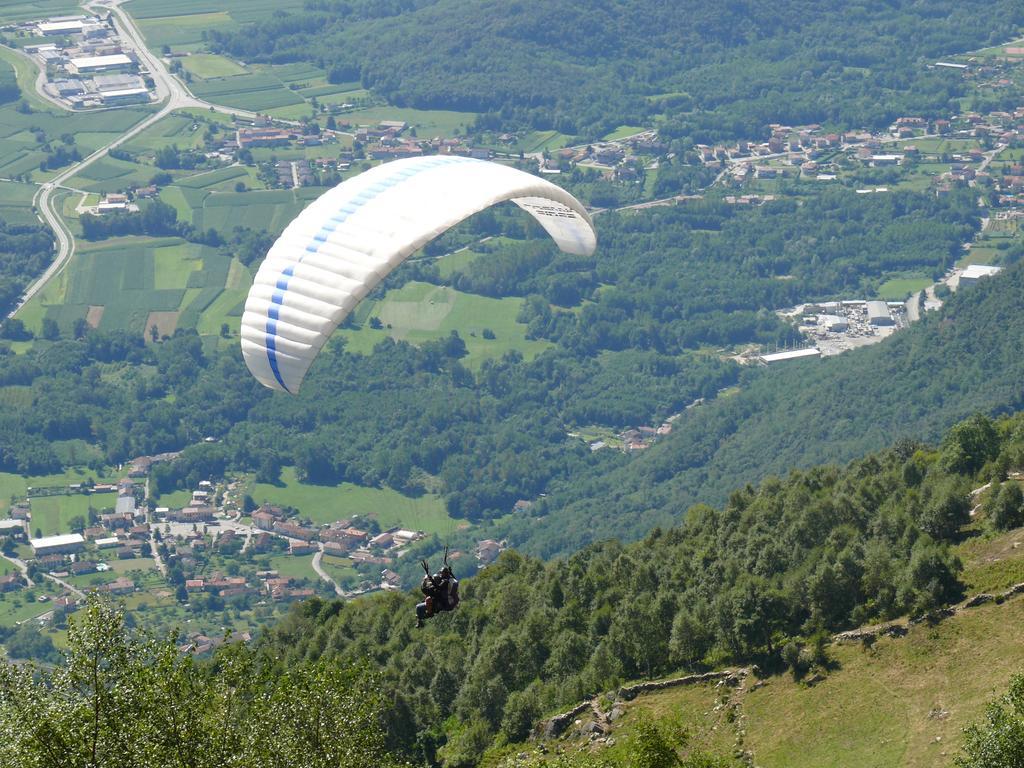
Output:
left=30, top=533, right=85, bottom=557
left=37, top=19, right=84, bottom=36
left=100, top=88, right=150, bottom=105
left=760, top=348, right=821, bottom=365
left=68, top=53, right=133, bottom=74
left=866, top=300, right=893, bottom=326
left=93, top=73, right=145, bottom=92
left=50, top=79, right=85, bottom=97
left=959, top=264, right=1002, bottom=288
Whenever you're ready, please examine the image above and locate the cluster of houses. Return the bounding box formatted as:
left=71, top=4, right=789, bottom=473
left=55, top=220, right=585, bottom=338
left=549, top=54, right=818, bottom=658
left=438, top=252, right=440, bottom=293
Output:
left=540, top=131, right=663, bottom=180
left=10, top=15, right=155, bottom=108
left=249, top=503, right=424, bottom=566
left=226, top=118, right=496, bottom=188
left=704, top=105, right=1024, bottom=197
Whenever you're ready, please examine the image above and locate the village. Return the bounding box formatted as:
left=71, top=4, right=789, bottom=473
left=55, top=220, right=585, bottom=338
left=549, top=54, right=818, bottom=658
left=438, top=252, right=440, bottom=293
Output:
left=0, top=453, right=515, bottom=652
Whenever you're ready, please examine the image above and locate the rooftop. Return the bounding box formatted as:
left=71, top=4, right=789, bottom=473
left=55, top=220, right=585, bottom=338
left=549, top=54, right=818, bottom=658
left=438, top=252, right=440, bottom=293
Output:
left=70, top=54, right=132, bottom=68
left=30, top=533, right=85, bottom=549
left=760, top=348, right=821, bottom=363
left=962, top=264, right=1002, bottom=280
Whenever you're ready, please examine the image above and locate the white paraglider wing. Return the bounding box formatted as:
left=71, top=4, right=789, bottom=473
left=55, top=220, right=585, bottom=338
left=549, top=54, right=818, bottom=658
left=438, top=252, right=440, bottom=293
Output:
left=240, top=156, right=597, bottom=393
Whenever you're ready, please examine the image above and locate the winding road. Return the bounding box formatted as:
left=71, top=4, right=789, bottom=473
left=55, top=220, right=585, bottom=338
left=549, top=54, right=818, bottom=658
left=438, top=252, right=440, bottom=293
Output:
left=7, top=0, right=263, bottom=321
left=312, top=547, right=344, bottom=596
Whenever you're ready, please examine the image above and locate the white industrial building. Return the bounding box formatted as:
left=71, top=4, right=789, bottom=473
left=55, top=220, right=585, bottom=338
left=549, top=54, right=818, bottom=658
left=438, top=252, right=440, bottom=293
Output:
left=95, top=536, right=120, bottom=549
left=760, top=348, right=821, bottom=364
left=866, top=300, right=893, bottom=326
left=68, top=53, right=132, bottom=74
left=959, top=264, right=1002, bottom=288
left=30, top=533, right=85, bottom=557
left=100, top=88, right=150, bottom=105
left=37, top=19, right=84, bottom=35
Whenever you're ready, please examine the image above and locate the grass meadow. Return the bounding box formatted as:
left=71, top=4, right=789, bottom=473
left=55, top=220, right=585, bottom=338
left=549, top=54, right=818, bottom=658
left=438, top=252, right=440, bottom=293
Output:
left=249, top=466, right=454, bottom=534
left=876, top=276, right=932, bottom=300
left=341, top=281, right=552, bottom=369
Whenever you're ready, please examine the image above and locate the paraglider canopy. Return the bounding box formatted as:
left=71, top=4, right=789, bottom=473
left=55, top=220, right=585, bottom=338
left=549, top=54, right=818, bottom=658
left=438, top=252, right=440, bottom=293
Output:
left=240, top=155, right=596, bottom=394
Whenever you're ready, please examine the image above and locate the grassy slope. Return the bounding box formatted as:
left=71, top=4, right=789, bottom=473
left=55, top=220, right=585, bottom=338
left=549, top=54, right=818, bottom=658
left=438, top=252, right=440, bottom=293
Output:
left=741, top=598, right=1024, bottom=768
left=498, top=528, right=1024, bottom=768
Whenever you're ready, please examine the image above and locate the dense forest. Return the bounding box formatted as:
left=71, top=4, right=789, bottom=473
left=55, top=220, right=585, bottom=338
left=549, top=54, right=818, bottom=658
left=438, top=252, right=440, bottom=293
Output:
left=254, top=410, right=1024, bottom=766
left=0, top=217, right=54, bottom=319
left=208, top=0, right=1024, bottom=138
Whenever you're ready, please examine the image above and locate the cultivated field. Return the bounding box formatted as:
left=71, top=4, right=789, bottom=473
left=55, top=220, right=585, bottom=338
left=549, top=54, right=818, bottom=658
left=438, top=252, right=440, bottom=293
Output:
left=0, top=0, right=79, bottom=23
left=0, top=178, right=36, bottom=225
left=13, top=233, right=249, bottom=340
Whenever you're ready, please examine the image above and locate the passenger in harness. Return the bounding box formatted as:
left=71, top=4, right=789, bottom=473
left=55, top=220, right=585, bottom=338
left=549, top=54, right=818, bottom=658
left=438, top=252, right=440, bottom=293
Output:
left=415, top=550, right=459, bottom=628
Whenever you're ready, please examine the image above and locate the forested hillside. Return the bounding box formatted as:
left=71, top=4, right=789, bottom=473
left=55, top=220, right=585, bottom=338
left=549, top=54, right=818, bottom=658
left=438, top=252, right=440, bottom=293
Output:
left=208, top=0, right=1024, bottom=137
left=503, top=260, right=1024, bottom=558
left=257, top=410, right=1024, bottom=766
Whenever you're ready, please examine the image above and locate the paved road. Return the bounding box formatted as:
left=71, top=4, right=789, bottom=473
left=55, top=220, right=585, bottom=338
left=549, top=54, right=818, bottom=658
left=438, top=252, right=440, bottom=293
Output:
left=43, top=572, right=85, bottom=598
left=1, top=550, right=84, bottom=597
left=312, top=547, right=344, bottom=595
left=1, top=552, right=33, bottom=587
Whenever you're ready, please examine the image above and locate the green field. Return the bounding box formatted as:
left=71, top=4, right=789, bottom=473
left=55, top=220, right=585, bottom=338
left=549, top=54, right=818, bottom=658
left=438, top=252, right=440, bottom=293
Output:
left=0, top=469, right=119, bottom=516
left=318, top=558, right=358, bottom=587
left=0, top=97, right=151, bottom=182
left=0, top=0, right=80, bottom=23
left=877, top=276, right=932, bottom=300
left=249, top=466, right=455, bottom=534
left=341, top=281, right=553, bottom=368
left=128, top=0, right=306, bottom=24
left=542, top=530, right=1024, bottom=768
left=189, top=73, right=304, bottom=112
left=136, top=11, right=238, bottom=49
left=340, top=106, right=477, bottom=138
left=0, top=178, right=37, bottom=225
left=602, top=125, right=646, bottom=141
left=120, top=112, right=205, bottom=155
left=192, top=187, right=322, bottom=233
left=152, top=488, right=193, bottom=508
left=538, top=593, right=1024, bottom=768
left=0, top=45, right=50, bottom=113
left=26, top=494, right=111, bottom=537
left=181, top=53, right=247, bottom=79
left=266, top=553, right=317, bottom=583
left=958, top=244, right=1003, bottom=268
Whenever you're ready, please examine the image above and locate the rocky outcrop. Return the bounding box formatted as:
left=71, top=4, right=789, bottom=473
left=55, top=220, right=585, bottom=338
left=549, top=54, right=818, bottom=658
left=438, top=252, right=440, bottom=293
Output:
left=617, top=669, right=744, bottom=700
left=537, top=699, right=593, bottom=739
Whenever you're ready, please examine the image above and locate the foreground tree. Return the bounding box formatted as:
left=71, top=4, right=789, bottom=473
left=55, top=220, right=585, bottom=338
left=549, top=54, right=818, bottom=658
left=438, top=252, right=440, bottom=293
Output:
left=957, top=672, right=1024, bottom=768
left=0, top=596, right=400, bottom=768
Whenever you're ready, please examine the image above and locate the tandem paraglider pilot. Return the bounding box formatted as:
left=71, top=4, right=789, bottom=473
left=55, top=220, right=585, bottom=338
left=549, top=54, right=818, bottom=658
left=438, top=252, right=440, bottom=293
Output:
left=416, top=550, right=459, bottom=628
